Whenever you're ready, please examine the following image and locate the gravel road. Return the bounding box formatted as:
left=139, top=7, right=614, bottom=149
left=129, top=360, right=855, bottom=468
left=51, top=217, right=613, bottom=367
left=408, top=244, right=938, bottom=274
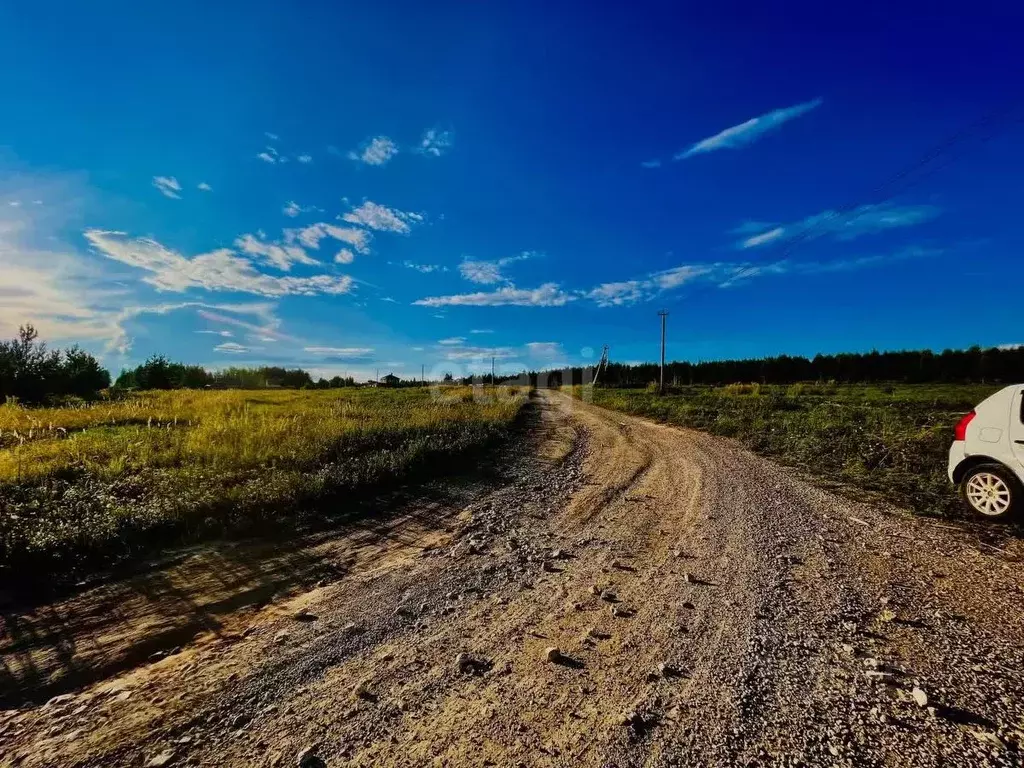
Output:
left=2, top=390, right=1023, bottom=767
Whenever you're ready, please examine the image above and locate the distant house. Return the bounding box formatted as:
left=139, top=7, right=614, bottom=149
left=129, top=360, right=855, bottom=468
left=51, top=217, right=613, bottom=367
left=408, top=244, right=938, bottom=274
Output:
left=381, top=373, right=401, bottom=387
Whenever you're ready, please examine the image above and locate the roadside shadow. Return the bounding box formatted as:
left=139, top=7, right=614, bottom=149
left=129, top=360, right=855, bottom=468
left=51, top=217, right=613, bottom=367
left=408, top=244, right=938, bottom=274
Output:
left=0, top=402, right=551, bottom=709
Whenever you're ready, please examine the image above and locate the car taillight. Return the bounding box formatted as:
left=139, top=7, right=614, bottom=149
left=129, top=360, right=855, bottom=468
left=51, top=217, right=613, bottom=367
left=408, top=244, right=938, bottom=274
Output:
left=954, top=410, right=976, bottom=441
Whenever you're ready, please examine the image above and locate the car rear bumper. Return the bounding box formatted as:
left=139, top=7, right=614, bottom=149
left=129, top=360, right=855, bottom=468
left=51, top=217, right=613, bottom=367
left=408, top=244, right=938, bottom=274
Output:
left=948, top=441, right=967, bottom=484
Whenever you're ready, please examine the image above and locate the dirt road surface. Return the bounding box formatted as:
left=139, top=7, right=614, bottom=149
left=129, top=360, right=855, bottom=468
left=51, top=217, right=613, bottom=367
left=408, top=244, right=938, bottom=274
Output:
left=3, top=391, right=1024, bottom=767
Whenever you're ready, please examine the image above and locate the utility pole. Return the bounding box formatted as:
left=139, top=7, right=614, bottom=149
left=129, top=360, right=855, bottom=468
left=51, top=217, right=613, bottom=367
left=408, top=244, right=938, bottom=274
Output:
left=657, top=310, right=669, bottom=395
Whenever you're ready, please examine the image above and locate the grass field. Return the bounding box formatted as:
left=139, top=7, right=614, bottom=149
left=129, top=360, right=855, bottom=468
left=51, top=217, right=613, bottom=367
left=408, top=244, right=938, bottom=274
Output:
left=572, top=382, right=1001, bottom=518
left=0, top=386, right=528, bottom=584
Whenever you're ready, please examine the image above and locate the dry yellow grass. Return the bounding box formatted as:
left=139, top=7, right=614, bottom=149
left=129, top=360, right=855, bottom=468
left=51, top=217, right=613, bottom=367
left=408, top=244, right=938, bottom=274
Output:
left=0, top=386, right=529, bottom=582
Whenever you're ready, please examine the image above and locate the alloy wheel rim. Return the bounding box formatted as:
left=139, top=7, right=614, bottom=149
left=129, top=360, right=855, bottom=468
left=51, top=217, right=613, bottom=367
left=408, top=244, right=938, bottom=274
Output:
left=966, top=472, right=1012, bottom=516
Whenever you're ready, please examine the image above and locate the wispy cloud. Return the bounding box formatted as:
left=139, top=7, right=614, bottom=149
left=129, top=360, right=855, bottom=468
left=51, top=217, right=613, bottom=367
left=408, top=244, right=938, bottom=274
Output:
left=584, top=265, right=712, bottom=307
left=257, top=146, right=283, bottom=164
left=736, top=203, right=941, bottom=249
left=265, top=132, right=279, bottom=141
left=438, top=337, right=465, bottom=345
left=585, top=245, right=944, bottom=303
left=85, top=230, right=354, bottom=297
left=214, top=341, right=254, bottom=354
left=152, top=176, right=182, bottom=199
left=419, top=128, right=453, bottom=157
left=640, top=159, right=662, bottom=169
left=413, top=283, right=574, bottom=308
left=0, top=225, right=128, bottom=350
left=403, top=260, right=445, bottom=273
left=197, top=182, right=212, bottom=192
left=470, top=329, right=493, bottom=334
left=234, top=233, right=318, bottom=271
left=459, top=252, right=532, bottom=285
left=443, top=345, right=516, bottom=361
left=297, top=154, right=313, bottom=164
left=195, top=304, right=294, bottom=343
left=342, top=201, right=423, bottom=233
left=304, top=346, right=374, bottom=356
left=349, top=136, right=399, bottom=166
left=197, top=329, right=233, bottom=337
left=286, top=223, right=371, bottom=254
left=675, top=98, right=822, bottom=160
left=526, top=341, right=563, bottom=357
left=335, top=249, right=355, bottom=264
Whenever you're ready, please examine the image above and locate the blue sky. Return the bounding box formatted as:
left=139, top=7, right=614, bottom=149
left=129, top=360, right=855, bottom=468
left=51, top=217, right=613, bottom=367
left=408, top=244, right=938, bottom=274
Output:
left=1, top=2, right=1022, bottom=381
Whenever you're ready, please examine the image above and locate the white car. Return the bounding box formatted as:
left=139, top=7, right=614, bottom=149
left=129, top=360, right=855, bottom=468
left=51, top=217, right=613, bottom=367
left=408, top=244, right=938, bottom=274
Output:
left=948, top=384, right=1024, bottom=519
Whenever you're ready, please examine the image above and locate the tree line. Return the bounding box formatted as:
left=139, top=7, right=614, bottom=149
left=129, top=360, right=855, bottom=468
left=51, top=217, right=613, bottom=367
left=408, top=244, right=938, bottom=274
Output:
left=4, top=324, right=1023, bottom=404
left=0, top=326, right=110, bottom=404
left=114, top=356, right=356, bottom=390
left=548, top=345, right=1024, bottom=388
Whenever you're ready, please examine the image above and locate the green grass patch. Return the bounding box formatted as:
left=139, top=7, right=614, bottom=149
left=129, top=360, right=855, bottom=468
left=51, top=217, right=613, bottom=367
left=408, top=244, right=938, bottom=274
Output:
left=571, top=382, right=1000, bottom=517
left=0, top=386, right=528, bottom=584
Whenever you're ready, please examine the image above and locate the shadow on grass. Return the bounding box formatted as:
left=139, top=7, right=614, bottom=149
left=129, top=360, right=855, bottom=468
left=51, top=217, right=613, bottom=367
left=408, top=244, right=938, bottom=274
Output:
left=0, top=401, right=546, bottom=708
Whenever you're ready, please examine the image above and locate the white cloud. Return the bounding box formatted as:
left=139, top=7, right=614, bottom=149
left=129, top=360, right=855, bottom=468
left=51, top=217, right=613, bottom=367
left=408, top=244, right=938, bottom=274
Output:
left=335, top=249, right=355, bottom=264
left=675, top=98, right=822, bottom=160
left=297, top=154, right=313, bottom=164
left=234, top=233, right=318, bottom=271
left=740, top=227, right=785, bottom=248
left=265, top=132, right=279, bottom=141
left=419, top=128, right=453, bottom=157
left=583, top=280, right=646, bottom=307
left=640, top=159, right=662, bottom=169
left=257, top=146, right=282, bottom=164
left=413, top=283, right=574, bottom=308
left=403, top=260, right=444, bottom=273
left=342, top=201, right=422, bottom=233
left=526, top=342, right=562, bottom=357
left=197, top=329, right=233, bottom=337
left=197, top=182, right=212, bottom=192
left=0, top=234, right=128, bottom=350
left=152, top=176, right=182, bottom=199
left=195, top=304, right=294, bottom=343
left=348, top=136, right=399, bottom=166
left=287, top=223, right=371, bottom=254
left=442, top=343, right=516, bottom=361
left=584, top=265, right=711, bottom=307
left=587, top=245, right=944, bottom=300
left=283, top=201, right=302, bottom=217
left=85, top=230, right=354, bottom=298
left=214, top=341, right=253, bottom=354
left=458, top=252, right=531, bottom=285
left=998, top=343, right=1023, bottom=351
left=438, top=337, right=466, bottom=345
left=737, top=203, right=941, bottom=249
left=470, top=329, right=493, bottom=334
left=304, top=346, right=374, bottom=356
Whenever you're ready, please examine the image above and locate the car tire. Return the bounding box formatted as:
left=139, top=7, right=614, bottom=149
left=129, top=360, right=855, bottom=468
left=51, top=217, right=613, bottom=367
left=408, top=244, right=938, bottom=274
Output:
left=960, top=463, right=1021, bottom=520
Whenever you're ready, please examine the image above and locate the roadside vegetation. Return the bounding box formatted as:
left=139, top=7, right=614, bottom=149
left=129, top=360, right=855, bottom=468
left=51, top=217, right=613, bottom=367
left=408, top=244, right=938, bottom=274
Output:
left=572, top=382, right=1001, bottom=517
left=0, top=386, right=528, bottom=586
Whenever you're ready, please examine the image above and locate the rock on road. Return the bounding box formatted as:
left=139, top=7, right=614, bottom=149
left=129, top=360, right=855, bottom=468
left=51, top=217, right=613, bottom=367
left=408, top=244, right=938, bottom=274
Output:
left=2, top=391, right=1023, bottom=767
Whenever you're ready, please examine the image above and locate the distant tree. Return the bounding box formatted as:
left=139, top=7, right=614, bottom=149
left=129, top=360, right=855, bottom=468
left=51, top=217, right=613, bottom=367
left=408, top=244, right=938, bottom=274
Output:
left=0, top=325, right=111, bottom=403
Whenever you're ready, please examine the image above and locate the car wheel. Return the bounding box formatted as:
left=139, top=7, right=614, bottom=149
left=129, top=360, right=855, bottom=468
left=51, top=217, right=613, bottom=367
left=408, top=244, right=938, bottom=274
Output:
left=960, top=464, right=1020, bottom=520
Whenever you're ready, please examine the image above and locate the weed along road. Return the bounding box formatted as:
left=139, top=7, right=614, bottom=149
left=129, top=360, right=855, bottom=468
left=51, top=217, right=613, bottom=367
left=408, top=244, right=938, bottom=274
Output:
left=3, top=391, right=1024, bottom=766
